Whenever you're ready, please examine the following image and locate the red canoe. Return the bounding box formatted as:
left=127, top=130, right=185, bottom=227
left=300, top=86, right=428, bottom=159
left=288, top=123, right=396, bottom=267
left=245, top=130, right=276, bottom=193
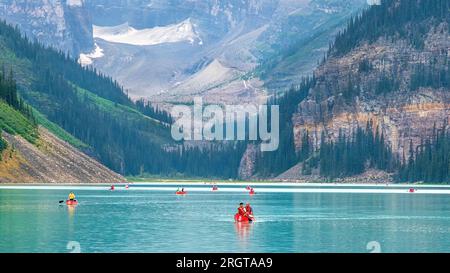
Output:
left=66, top=200, right=78, bottom=206
left=234, top=213, right=253, bottom=222
left=176, top=191, right=187, bottom=195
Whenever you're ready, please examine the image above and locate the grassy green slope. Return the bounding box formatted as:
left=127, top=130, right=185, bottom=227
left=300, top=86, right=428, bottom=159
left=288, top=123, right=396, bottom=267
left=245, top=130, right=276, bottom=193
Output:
left=0, top=101, right=38, bottom=144
left=0, top=43, right=88, bottom=149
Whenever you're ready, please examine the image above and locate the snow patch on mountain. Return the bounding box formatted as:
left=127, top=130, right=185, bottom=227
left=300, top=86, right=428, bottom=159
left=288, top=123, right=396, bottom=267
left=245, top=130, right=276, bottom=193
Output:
left=78, top=43, right=104, bottom=66
left=93, top=18, right=202, bottom=46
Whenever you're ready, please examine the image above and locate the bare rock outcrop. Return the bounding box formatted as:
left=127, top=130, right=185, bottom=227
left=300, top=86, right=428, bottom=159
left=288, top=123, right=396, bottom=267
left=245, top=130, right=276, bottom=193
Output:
left=238, top=143, right=258, bottom=180
left=293, top=22, right=450, bottom=160
left=0, top=127, right=125, bottom=183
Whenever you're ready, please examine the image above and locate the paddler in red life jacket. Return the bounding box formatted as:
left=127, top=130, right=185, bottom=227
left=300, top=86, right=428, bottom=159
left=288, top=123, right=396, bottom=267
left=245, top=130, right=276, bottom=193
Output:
left=245, top=203, right=254, bottom=220
left=238, top=203, right=247, bottom=217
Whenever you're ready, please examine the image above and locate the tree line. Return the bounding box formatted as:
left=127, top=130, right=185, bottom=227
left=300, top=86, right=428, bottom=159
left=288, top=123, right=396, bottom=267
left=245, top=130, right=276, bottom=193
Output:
left=135, top=99, right=174, bottom=125
left=32, top=67, right=244, bottom=177
left=0, top=65, right=36, bottom=159
left=398, top=122, right=449, bottom=183
left=317, top=121, right=397, bottom=179
left=331, top=0, right=450, bottom=57
left=0, top=67, right=34, bottom=120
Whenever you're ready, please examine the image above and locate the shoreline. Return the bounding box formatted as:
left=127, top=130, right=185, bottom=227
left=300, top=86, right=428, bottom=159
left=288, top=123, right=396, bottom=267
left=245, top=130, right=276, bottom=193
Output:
left=0, top=181, right=449, bottom=188
left=0, top=180, right=449, bottom=187
left=1, top=183, right=450, bottom=195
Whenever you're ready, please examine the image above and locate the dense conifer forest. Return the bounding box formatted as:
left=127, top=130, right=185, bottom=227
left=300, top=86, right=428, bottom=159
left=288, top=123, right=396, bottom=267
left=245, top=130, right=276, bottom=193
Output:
left=397, top=122, right=450, bottom=183
left=254, top=77, right=314, bottom=177
left=0, top=65, right=36, bottom=158
left=331, top=0, right=450, bottom=57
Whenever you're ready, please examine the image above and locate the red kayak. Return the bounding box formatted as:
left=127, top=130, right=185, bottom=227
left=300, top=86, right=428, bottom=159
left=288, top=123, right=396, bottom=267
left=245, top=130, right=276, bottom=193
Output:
left=234, top=213, right=253, bottom=222
left=212, top=187, right=218, bottom=191
left=249, top=189, right=255, bottom=195
left=66, top=200, right=78, bottom=206
left=176, top=191, right=187, bottom=195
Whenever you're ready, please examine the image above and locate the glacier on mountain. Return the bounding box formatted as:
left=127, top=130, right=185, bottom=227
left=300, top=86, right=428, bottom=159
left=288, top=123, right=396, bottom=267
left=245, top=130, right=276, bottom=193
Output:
left=93, top=18, right=202, bottom=46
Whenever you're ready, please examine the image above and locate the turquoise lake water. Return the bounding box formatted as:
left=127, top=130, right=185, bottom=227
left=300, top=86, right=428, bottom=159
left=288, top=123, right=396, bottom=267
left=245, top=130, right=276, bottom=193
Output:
left=0, top=185, right=449, bottom=253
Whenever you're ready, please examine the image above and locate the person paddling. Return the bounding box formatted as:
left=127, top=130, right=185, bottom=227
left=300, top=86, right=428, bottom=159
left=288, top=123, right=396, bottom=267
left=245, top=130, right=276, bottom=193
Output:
left=68, top=192, right=76, bottom=201
left=237, top=202, right=254, bottom=222
left=238, top=203, right=247, bottom=217
left=245, top=203, right=254, bottom=220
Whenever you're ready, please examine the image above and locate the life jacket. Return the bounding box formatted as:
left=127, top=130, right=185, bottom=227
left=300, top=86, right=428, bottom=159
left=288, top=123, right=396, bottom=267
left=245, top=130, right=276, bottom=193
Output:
left=68, top=193, right=75, bottom=200
left=245, top=206, right=253, bottom=214
left=238, top=207, right=246, bottom=216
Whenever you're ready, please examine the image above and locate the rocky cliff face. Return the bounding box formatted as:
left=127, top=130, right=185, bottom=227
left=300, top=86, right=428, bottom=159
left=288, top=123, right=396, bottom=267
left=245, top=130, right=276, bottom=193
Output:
left=238, top=143, right=258, bottom=180
left=293, top=22, right=450, bottom=161
left=0, top=0, right=94, bottom=56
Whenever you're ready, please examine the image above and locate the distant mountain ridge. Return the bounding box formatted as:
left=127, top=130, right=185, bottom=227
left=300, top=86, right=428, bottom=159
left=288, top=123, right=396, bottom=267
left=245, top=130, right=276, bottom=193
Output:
left=0, top=0, right=94, bottom=56
left=0, top=0, right=367, bottom=105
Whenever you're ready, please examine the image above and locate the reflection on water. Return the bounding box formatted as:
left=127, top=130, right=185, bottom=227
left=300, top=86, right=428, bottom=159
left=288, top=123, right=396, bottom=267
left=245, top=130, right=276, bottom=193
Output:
left=67, top=205, right=76, bottom=218
left=235, top=222, right=253, bottom=250
left=0, top=187, right=449, bottom=253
